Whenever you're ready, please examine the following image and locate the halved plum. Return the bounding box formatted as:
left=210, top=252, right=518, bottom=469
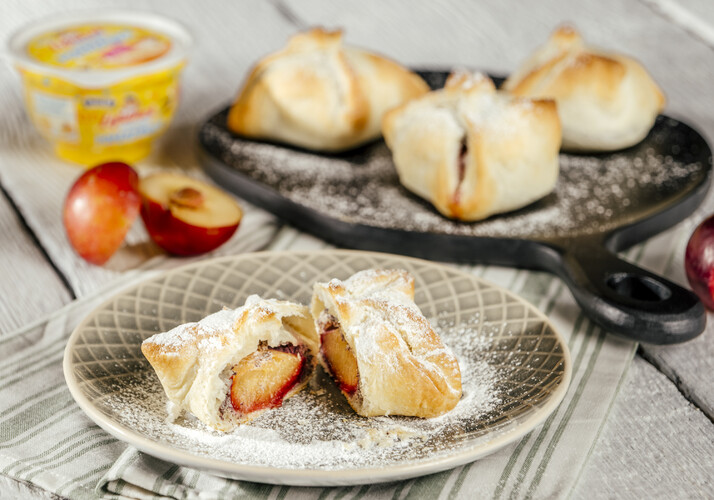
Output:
left=320, top=323, right=359, bottom=394
left=230, top=348, right=303, bottom=414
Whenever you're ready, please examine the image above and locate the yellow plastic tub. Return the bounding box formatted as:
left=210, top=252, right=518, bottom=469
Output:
left=8, top=11, right=192, bottom=165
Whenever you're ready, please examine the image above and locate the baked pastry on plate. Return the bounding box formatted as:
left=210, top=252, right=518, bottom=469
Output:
left=311, top=269, right=462, bottom=418
left=227, top=27, right=429, bottom=152
left=383, top=71, right=561, bottom=221
left=502, top=25, right=665, bottom=151
left=141, top=296, right=318, bottom=432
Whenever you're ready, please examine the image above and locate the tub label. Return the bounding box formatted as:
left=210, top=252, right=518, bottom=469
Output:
left=27, top=24, right=172, bottom=69
left=30, top=91, right=79, bottom=143
left=94, top=98, right=162, bottom=145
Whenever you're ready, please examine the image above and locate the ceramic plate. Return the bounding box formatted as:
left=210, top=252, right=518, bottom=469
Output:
left=63, top=250, right=571, bottom=486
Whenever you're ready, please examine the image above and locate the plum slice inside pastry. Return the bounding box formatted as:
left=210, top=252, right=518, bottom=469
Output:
left=502, top=25, right=665, bottom=151
left=382, top=71, right=561, bottom=221
left=227, top=27, right=429, bottom=152
left=141, top=295, right=318, bottom=432
left=311, top=269, right=462, bottom=418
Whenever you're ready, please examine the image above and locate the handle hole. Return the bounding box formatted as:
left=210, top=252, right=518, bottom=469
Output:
left=606, top=273, right=672, bottom=302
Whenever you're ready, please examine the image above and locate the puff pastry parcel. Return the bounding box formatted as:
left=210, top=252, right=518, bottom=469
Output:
left=227, top=28, right=429, bottom=152
left=383, top=71, right=561, bottom=221
left=311, top=269, right=462, bottom=418
left=503, top=26, right=665, bottom=151
left=141, top=296, right=318, bottom=432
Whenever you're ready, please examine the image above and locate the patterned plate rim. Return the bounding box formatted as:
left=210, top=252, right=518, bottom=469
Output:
left=63, top=249, right=572, bottom=486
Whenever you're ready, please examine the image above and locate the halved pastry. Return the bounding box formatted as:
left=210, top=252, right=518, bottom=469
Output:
left=141, top=295, right=318, bottom=432
left=502, top=25, right=665, bottom=151
left=227, top=27, right=429, bottom=152
left=311, top=269, right=462, bottom=418
left=382, top=71, right=561, bottom=221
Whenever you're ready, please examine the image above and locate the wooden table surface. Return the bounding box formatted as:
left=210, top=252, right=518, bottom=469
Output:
left=1, top=1, right=712, bottom=498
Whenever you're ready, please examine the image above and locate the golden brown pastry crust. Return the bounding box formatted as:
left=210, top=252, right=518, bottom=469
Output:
left=227, top=28, right=429, bottom=152
left=382, top=71, right=561, bottom=221
left=311, top=269, right=462, bottom=418
left=141, top=296, right=318, bottom=432
left=503, top=26, right=665, bottom=151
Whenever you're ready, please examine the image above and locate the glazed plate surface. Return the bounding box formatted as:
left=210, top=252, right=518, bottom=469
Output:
left=64, top=250, right=571, bottom=485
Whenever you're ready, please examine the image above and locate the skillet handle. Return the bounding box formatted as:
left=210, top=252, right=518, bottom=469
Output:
left=554, top=242, right=706, bottom=344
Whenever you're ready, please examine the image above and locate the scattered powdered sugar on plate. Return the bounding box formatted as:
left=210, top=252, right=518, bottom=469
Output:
left=101, top=314, right=506, bottom=470
left=75, top=252, right=569, bottom=476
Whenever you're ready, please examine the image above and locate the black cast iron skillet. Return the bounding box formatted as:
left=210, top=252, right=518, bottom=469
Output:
left=198, top=71, right=712, bottom=345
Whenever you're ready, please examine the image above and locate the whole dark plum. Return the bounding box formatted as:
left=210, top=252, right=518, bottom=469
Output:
left=685, top=215, right=714, bottom=310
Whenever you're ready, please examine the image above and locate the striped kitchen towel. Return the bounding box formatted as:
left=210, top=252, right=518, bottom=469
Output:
left=96, top=228, right=643, bottom=500
left=6, top=222, right=686, bottom=499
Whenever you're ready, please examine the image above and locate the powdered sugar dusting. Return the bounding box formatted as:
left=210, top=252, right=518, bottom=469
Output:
left=103, top=312, right=506, bottom=470
left=145, top=307, right=235, bottom=352
left=78, top=252, right=569, bottom=475
left=201, top=104, right=708, bottom=243
left=314, top=269, right=462, bottom=410
left=144, top=295, right=299, bottom=354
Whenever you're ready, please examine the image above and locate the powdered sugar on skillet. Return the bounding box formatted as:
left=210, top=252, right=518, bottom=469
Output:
left=104, top=315, right=503, bottom=470
left=200, top=113, right=706, bottom=241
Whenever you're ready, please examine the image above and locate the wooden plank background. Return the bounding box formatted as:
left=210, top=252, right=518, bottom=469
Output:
left=0, top=0, right=711, bottom=498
